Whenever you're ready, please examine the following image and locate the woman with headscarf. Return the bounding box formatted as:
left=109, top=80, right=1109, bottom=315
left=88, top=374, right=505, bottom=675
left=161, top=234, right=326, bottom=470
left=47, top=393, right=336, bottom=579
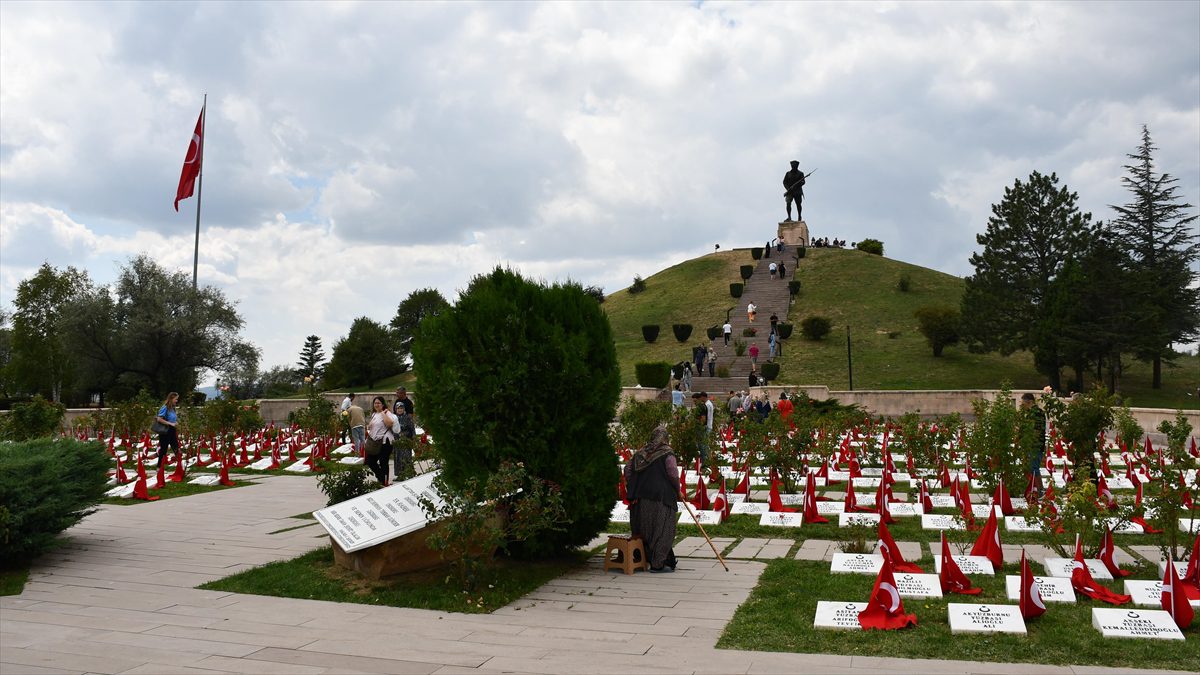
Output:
left=623, top=424, right=680, bottom=572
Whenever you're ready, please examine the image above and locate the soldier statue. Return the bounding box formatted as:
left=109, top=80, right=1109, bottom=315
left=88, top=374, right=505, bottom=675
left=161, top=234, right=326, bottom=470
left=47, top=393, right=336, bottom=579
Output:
left=782, top=160, right=812, bottom=222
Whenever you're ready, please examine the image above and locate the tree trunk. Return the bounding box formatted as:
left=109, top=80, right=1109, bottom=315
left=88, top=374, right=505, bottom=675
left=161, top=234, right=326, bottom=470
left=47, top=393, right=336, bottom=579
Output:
left=1152, top=354, right=1162, bottom=389
left=1047, top=369, right=1062, bottom=393
left=1071, top=366, right=1085, bottom=393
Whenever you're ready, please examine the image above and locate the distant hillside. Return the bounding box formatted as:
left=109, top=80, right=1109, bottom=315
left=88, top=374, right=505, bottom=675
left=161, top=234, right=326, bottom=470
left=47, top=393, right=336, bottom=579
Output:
left=603, top=247, right=1198, bottom=410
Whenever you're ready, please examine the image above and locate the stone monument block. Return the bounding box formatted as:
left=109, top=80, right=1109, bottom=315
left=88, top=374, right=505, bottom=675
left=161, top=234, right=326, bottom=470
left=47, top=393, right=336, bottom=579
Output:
left=778, top=220, right=810, bottom=247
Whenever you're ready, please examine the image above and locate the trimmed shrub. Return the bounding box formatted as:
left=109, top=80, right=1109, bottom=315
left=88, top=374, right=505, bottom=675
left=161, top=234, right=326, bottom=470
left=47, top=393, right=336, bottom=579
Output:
left=750, top=247, right=764, bottom=260
left=634, top=362, right=673, bottom=389
left=729, top=283, right=744, bottom=298
left=742, top=327, right=757, bottom=337
left=716, top=365, right=730, bottom=378
left=856, top=238, right=884, bottom=256
left=897, top=274, right=912, bottom=292
left=672, top=324, right=693, bottom=342
left=913, top=306, right=960, bottom=357
left=0, top=395, right=65, bottom=441
left=796, top=246, right=806, bottom=259
left=740, top=265, right=754, bottom=281
left=801, top=316, right=833, bottom=341
left=760, top=362, right=781, bottom=382
left=641, top=324, right=660, bottom=343
left=0, top=439, right=110, bottom=562
left=788, top=280, right=801, bottom=296
left=776, top=322, right=794, bottom=339
left=316, top=463, right=380, bottom=506
left=411, top=267, right=620, bottom=555
left=706, top=325, right=721, bottom=341
left=628, top=275, right=646, bottom=294
left=733, top=339, right=747, bottom=357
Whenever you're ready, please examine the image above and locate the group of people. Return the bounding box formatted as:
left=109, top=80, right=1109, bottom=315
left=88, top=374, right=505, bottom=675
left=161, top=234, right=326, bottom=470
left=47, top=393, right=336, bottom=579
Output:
left=766, top=260, right=788, bottom=280
left=810, top=237, right=844, bottom=248
left=339, top=387, right=417, bottom=485
left=725, top=390, right=794, bottom=422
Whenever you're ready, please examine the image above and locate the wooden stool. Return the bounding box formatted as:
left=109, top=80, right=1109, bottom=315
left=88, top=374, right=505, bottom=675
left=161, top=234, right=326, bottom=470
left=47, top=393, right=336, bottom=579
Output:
left=603, top=535, right=648, bottom=575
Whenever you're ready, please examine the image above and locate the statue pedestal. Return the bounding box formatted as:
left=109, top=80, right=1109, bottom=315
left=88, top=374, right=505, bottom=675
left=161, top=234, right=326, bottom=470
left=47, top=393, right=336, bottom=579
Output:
left=778, top=220, right=810, bottom=247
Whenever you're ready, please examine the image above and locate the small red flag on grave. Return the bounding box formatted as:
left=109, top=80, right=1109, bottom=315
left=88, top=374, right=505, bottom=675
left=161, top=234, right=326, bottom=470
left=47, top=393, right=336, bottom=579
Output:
left=153, top=460, right=166, bottom=489
left=877, top=520, right=922, bottom=573
left=969, top=505, right=1003, bottom=570
left=218, top=459, right=235, bottom=487
left=918, top=479, right=934, bottom=513
left=115, top=454, right=128, bottom=484
left=692, top=474, right=710, bottom=511
left=1097, top=475, right=1117, bottom=510
left=712, top=480, right=730, bottom=521
left=1069, top=534, right=1131, bottom=605
left=858, top=557, right=917, bottom=630
left=1098, top=525, right=1131, bottom=578
left=131, top=473, right=159, bottom=501
left=799, top=471, right=824, bottom=521
left=1018, top=549, right=1046, bottom=619
left=875, top=481, right=895, bottom=524
left=939, top=532, right=982, bottom=595
left=169, top=455, right=186, bottom=482
left=991, top=478, right=1015, bottom=516
left=844, top=477, right=863, bottom=512
left=1162, top=552, right=1195, bottom=629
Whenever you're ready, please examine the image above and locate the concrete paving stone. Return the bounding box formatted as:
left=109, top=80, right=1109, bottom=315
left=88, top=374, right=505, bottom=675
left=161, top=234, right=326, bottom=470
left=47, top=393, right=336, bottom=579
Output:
left=1070, top=667, right=1195, bottom=675
left=19, top=601, right=222, bottom=628
left=145, top=623, right=320, bottom=649
left=0, top=663, right=81, bottom=675
left=298, top=640, right=490, bottom=668
left=851, top=655, right=1075, bottom=674
left=192, top=654, right=328, bottom=674
left=92, top=630, right=265, bottom=658
left=457, top=630, right=651, bottom=656
left=244, top=647, right=441, bottom=674
left=520, top=589, right=680, bottom=608
left=0, top=629, right=42, bottom=649
left=795, top=538, right=836, bottom=561
left=726, top=541, right=766, bottom=559
left=0, top=646, right=147, bottom=675
left=754, top=545, right=791, bottom=559
left=118, top=662, right=239, bottom=674
left=0, top=607, right=163, bottom=634
left=14, top=588, right=179, bottom=613
left=478, top=654, right=680, bottom=675
left=514, top=625, right=639, bottom=643
left=12, top=635, right=219, bottom=670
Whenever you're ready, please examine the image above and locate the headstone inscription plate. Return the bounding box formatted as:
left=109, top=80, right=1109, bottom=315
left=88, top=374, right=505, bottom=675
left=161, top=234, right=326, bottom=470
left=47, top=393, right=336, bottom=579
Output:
left=813, top=601, right=866, bottom=630
left=1091, top=608, right=1185, bottom=640
left=830, top=553, right=883, bottom=574
left=314, top=470, right=443, bottom=553
left=948, top=603, right=1026, bottom=635
left=1004, top=575, right=1076, bottom=603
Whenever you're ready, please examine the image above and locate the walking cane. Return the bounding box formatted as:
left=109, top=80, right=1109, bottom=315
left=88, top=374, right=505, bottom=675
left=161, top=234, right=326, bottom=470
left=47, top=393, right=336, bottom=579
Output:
left=680, top=500, right=729, bottom=572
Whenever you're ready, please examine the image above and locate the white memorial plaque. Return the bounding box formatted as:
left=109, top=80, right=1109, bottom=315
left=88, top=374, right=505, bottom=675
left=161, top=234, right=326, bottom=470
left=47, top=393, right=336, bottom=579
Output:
left=1043, top=558, right=1112, bottom=580
left=1180, top=518, right=1200, bottom=534
left=889, top=503, right=923, bottom=517
left=830, top=553, right=883, bottom=574
left=826, top=471, right=850, bottom=481
left=332, top=443, right=355, bottom=455
left=727, top=493, right=746, bottom=504
left=298, top=443, right=315, bottom=455
left=1107, top=476, right=1134, bottom=490
left=1091, top=608, right=1185, bottom=640
left=732, top=502, right=768, bottom=514
left=610, top=509, right=631, bottom=524
left=104, top=483, right=135, bottom=498
left=680, top=509, right=722, bottom=525
left=854, top=493, right=877, bottom=507
left=894, top=573, right=942, bottom=598
left=284, top=460, right=312, bottom=473
left=1004, top=575, right=1076, bottom=603
left=935, top=555, right=995, bottom=575
left=839, top=512, right=880, bottom=528
left=852, top=477, right=882, bottom=488
left=188, top=474, right=221, bottom=486
left=758, top=512, right=803, bottom=528
left=778, top=493, right=804, bottom=505
left=1008, top=498, right=1028, bottom=510
left=1005, top=516, right=1042, bottom=532
left=610, top=502, right=628, bottom=517
left=338, top=456, right=364, bottom=465
left=948, top=603, right=1026, bottom=635
left=817, top=501, right=846, bottom=515
left=813, top=601, right=866, bottom=630
left=1156, top=560, right=1188, bottom=578
left=927, top=495, right=956, bottom=508
left=314, top=471, right=443, bottom=553
left=971, top=505, right=1003, bottom=518
left=860, top=467, right=883, bottom=476
left=922, top=514, right=965, bottom=530
left=1125, top=579, right=1200, bottom=608
left=796, top=477, right=827, bottom=487
left=247, top=457, right=275, bottom=471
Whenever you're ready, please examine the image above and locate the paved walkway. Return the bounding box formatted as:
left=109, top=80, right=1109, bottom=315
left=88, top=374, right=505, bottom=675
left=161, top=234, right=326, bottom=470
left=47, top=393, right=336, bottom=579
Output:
left=0, top=476, right=1187, bottom=674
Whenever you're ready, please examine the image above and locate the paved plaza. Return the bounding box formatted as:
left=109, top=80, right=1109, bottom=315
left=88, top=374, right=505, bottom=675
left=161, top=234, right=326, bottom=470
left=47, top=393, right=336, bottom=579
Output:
left=0, top=476, right=1189, bottom=674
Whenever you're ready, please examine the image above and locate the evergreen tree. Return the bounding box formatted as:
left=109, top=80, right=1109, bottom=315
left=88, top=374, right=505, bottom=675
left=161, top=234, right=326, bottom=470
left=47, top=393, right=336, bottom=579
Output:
left=390, top=288, right=449, bottom=365
left=1109, top=126, right=1200, bottom=388
left=961, top=171, right=1095, bottom=391
left=10, top=264, right=92, bottom=402
left=296, top=335, right=326, bottom=380
left=324, top=318, right=401, bottom=388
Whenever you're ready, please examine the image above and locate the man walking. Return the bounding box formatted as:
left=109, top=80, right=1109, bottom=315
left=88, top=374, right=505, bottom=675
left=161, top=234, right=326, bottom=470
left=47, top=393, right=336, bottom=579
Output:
left=723, top=320, right=733, bottom=346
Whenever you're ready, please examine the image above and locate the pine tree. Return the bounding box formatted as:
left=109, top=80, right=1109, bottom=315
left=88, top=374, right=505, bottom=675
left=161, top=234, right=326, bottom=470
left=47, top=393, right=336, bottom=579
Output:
left=1109, top=126, right=1200, bottom=388
left=961, top=171, right=1095, bottom=391
left=296, top=335, right=326, bottom=380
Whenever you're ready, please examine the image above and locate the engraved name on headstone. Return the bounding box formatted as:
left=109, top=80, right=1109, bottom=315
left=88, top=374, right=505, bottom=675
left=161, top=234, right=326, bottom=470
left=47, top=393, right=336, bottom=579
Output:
left=1091, top=608, right=1185, bottom=640
left=813, top=601, right=867, bottom=630
left=830, top=553, right=884, bottom=574
left=948, top=603, right=1026, bottom=635
left=1004, top=575, right=1076, bottom=603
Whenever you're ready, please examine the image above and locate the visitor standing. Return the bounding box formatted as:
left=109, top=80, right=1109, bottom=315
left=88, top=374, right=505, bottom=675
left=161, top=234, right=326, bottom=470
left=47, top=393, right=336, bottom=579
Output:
left=339, top=392, right=354, bottom=443
left=769, top=312, right=779, bottom=335
left=1020, top=393, right=1048, bottom=499
left=155, top=392, right=180, bottom=468
left=681, top=361, right=693, bottom=392
left=347, top=400, right=366, bottom=455
left=671, top=384, right=684, bottom=408
left=392, top=387, right=416, bottom=480
left=723, top=320, right=733, bottom=346
left=707, top=344, right=717, bottom=376
left=364, top=396, right=396, bottom=485
left=768, top=331, right=777, bottom=359
left=778, top=262, right=786, bottom=279
left=727, top=391, right=742, bottom=417
left=623, top=424, right=679, bottom=573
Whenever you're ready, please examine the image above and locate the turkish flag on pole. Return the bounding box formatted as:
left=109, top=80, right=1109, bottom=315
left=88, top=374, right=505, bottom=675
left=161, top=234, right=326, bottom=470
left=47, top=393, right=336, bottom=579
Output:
left=857, top=557, right=918, bottom=630
left=1162, top=552, right=1195, bottom=629
left=939, top=531, right=982, bottom=595
left=174, top=105, right=205, bottom=211
left=877, top=520, right=923, bottom=573
left=969, top=506, right=1004, bottom=570
left=1019, top=549, right=1046, bottom=619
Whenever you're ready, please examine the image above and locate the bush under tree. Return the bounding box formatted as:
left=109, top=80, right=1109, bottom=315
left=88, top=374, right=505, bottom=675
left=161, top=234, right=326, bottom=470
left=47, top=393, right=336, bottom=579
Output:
left=856, top=239, right=884, bottom=256
left=914, top=306, right=961, bottom=357
left=412, top=267, right=621, bottom=555
left=800, top=316, right=832, bottom=341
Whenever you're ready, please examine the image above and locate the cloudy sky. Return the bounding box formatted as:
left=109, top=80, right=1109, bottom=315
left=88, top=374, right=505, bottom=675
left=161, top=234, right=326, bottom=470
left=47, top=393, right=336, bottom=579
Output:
left=2, top=1, right=1197, bottom=380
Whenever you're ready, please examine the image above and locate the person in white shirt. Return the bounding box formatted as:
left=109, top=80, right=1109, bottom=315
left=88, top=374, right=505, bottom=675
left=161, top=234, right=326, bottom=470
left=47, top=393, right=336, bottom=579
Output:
left=769, top=261, right=778, bottom=279
left=339, top=393, right=354, bottom=443
left=747, top=302, right=757, bottom=323
left=722, top=321, right=733, bottom=346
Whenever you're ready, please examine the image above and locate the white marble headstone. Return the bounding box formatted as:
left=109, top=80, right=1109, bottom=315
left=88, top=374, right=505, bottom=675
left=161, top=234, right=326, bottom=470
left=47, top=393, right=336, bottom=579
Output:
left=1043, top=558, right=1112, bottom=580
left=1157, top=560, right=1188, bottom=578
left=1125, top=579, right=1200, bottom=608
left=679, top=509, right=722, bottom=525
left=1004, top=575, right=1076, bottom=603
left=338, top=456, right=364, bottom=465
left=839, top=512, right=881, bottom=528
left=1091, top=608, right=1185, bottom=640
left=830, top=553, right=884, bottom=574
left=921, top=514, right=964, bottom=530
left=888, top=503, right=923, bottom=517
left=817, top=501, right=846, bottom=515
left=934, top=555, right=995, bottom=575
left=731, top=501, right=767, bottom=515
left=927, top=495, right=957, bottom=508
left=188, top=474, right=221, bottom=487
left=1103, top=518, right=1144, bottom=534
left=758, top=512, right=803, bottom=528
left=948, top=603, right=1026, bottom=635
left=1004, top=516, right=1042, bottom=532
left=894, top=573, right=942, bottom=598
left=813, top=601, right=866, bottom=630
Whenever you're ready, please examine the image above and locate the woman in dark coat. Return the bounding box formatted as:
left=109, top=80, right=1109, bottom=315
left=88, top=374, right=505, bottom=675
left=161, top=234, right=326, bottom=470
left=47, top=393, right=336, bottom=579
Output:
left=623, top=424, right=680, bottom=572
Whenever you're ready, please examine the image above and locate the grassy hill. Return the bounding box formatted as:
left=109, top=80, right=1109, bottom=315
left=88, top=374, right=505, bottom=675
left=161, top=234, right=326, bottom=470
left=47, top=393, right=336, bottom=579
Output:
left=603, top=247, right=1199, bottom=410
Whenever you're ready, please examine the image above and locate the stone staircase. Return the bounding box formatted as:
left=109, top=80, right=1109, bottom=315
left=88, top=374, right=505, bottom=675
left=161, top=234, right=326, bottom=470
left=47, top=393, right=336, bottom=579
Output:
left=685, top=243, right=799, bottom=394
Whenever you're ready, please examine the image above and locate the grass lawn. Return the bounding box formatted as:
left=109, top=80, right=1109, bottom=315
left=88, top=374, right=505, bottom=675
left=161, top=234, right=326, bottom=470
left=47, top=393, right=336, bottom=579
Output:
left=101, top=479, right=251, bottom=505
left=198, top=546, right=590, bottom=614
left=717, top=557, right=1199, bottom=670
left=0, top=564, right=30, bottom=596
left=603, top=247, right=1199, bottom=409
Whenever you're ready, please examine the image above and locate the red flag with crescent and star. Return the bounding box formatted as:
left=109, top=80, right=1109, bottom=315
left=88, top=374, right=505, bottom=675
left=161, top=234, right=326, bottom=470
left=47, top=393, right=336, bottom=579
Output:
left=174, top=105, right=205, bottom=211
left=858, top=557, right=917, bottom=630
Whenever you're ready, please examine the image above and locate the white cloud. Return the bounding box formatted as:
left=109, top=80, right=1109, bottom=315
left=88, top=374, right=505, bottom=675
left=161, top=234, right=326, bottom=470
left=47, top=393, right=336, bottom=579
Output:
left=1, top=0, right=1197, bottom=377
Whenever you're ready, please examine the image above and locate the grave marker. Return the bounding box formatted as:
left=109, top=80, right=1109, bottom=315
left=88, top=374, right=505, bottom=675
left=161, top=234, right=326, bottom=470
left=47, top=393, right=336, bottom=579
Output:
left=894, top=573, right=942, bottom=598
left=948, top=603, right=1026, bottom=635
left=921, top=514, right=964, bottom=530
left=830, top=553, right=883, bottom=574
left=934, top=555, right=995, bottom=575
left=1043, top=558, right=1112, bottom=580
left=732, top=502, right=768, bottom=514
left=813, top=601, right=868, bottom=631
left=839, top=512, right=881, bottom=528
left=1091, top=608, right=1185, bottom=640
left=314, top=471, right=443, bottom=553
left=758, top=512, right=803, bottom=528
left=1004, top=575, right=1076, bottom=603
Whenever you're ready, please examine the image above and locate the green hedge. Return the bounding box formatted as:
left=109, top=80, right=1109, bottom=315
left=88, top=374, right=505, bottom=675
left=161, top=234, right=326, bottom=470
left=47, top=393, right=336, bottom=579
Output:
left=788, top=280, right=802, bottom=296
left=797, top=246, right=806, bottom=259
left=672, top=324, right=693, bottom=342
left=641, top=324, right=660, bottom=343
left=776, top=323, right=794, bottom=339
left=856, top=238, right=884, bottom=256
left=634, top=362, right=672, bottom=389
left=740, top=265, right=754, bottom=281
left=0, top=439, right=110, bottom=562
left=0, top=396, right=65, bottom=441
left=706, top=325, right=721, bottom=341
left=730, top=283, right=744, bottom=298
left=751, top=247, right=764, bottom=260
left=760, top=362, right=781, bottom=382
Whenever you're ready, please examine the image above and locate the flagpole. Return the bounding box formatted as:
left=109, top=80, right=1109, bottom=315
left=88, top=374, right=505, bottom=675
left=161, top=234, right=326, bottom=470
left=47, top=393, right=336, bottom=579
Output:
left=192, top=93, right=206, bottom=291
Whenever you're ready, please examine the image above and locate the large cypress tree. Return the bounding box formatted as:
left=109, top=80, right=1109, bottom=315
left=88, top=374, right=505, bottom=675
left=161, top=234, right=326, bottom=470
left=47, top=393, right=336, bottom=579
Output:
left=412, top=267, right=620, bottom=555
left=1109, top=126, right=1199, bottom=389
left=961, top=171, right=1095, bottom=391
